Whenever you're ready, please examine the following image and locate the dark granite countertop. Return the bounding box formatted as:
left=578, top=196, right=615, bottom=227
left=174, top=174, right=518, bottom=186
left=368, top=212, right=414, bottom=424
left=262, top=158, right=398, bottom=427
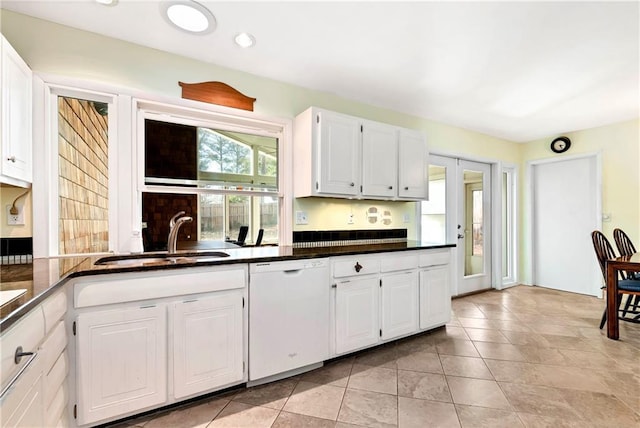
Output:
left=0, top=241, right=455, bottom=332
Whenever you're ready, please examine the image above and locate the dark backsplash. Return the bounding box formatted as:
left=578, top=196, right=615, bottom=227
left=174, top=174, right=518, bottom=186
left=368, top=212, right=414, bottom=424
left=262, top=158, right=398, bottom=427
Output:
left=293, top=229, right=407, bottom=245
left=142, top=193, right=198, bottom=251
left=0, top=237, right=33, bottom=265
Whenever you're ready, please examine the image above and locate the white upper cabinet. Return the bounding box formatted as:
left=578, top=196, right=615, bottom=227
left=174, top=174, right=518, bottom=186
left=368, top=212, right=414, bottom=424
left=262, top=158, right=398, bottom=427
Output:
left=1, top=35, right=32, bottom=187
left=317, top=109, right=361, bottom=196
left=361, top=120, right=397, bottom=198
left=294, top=107, right=428, bottom=201
left=398, top=129, right=429, bottom=200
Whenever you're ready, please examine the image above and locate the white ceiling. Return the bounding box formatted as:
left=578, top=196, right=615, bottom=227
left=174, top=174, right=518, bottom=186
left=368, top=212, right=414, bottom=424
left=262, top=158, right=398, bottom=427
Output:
left=3, top=1, right=639, bottom=142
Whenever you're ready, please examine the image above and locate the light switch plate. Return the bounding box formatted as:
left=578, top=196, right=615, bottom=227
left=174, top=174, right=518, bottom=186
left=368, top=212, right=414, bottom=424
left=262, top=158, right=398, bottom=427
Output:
left=6, top=205, right=24, bottom=225
left=295, top=211, right=308, bottom=225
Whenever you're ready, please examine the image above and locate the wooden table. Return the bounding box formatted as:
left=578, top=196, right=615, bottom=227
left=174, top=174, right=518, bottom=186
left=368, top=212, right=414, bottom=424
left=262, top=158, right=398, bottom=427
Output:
left=606, top=252, right=640, bottom=339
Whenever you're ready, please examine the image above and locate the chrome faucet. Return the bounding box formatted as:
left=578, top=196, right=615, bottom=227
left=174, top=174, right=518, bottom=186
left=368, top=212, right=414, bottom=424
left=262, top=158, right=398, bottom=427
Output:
left=167, top=211, right=193, bottom=255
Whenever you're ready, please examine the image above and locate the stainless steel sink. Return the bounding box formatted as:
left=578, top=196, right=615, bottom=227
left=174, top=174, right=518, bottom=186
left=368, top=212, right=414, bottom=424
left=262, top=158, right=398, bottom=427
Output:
left=94, top=251, right=230, bottom=266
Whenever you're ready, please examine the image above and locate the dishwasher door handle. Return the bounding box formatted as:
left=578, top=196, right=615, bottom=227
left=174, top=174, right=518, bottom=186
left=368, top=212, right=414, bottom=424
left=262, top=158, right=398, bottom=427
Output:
left=283, top=269, right=302, bottom=274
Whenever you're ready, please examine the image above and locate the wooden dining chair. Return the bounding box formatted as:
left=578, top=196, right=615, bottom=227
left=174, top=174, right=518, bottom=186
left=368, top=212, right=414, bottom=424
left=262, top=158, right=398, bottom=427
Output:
left=613, top=228, right=638, bottom=268
left=591, top=230, right=640, bottom=328
left=613, top=228, right=640, bottom=314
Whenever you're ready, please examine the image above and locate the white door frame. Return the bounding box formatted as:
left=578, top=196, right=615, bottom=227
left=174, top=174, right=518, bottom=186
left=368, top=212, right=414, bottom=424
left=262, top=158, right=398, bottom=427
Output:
left=421, top=152, right=510, bottom=295
left=526, top=152, right=602, bottom=293
left=500, top=163, right=519, bottom=289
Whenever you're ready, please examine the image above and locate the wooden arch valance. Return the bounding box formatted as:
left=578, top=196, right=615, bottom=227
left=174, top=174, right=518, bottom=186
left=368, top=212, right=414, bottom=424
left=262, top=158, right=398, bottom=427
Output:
left=178, top=81, right=256, bottom=111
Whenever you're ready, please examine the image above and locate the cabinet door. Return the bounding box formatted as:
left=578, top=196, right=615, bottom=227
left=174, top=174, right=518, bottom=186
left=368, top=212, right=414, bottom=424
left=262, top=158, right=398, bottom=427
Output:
left=76, top=305, right=167, bottom=425
left=1, top=36, right=32, bottom=184
left=317, top=110, right=360, bottom=196
left=1, top=354, right=43, bottom=428
left=173, top=291, right=243, bottom=399
left=361, top=121, right=397, bottom=198
left=381, top=271, right=418, bottom=340
left=398, top=129, right=428, bottom=200
left=419, top=265, right=451, bottom=329
left=335, top=277, right=379, bottom=354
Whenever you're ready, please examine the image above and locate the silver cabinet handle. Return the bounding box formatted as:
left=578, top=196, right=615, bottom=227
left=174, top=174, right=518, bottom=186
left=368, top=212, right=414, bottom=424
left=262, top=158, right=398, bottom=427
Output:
left=7, top=156, right=16, bottom=162
left=0, top=351, right=38, bottom=399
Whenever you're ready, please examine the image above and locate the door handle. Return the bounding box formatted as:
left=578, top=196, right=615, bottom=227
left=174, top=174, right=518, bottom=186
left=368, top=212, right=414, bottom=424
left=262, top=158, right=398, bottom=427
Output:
left=457, top=234, right=464, bottom=239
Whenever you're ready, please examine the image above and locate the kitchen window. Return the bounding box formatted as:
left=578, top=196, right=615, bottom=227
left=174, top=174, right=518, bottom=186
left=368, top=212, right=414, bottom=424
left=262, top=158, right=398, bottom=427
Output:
left=137, top=100, right=288, bottom=249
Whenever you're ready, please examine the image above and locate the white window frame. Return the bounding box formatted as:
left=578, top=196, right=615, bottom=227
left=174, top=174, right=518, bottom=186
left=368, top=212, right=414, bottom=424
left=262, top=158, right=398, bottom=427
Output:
left=33, top=77, right=120, bottom=257
left=133, top=98, right=292, bottom=247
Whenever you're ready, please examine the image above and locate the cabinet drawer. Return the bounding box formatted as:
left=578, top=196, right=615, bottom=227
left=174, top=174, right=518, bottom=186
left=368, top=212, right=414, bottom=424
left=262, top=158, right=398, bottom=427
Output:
left=39, top=321, right=67, bottom=376
left=42, top=291, right=67, bottom=334
left=333, top=256, right=380, bottom=278
left=44, top=382, right=67, bottom=428
left=380, top=253, right=418, bottom=273
left=419, top=250, right=450, bottom=267
left=74, top=266, right=246, bottom=308
left=0, top=306, right=45, bottom=388
left=44, top=351, right=68, bottom=410
left=0, top=354, right=43, bottom=427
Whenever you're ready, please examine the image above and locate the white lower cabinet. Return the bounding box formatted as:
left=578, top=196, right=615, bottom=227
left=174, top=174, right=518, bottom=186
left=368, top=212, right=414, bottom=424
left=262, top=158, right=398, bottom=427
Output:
left=76, top=305, right=167, bottom=426
left=333, top=249, right=451, bottom=356
left=419, top=265, right=451, bottom=329
left=173, top=291, right=243, bottom=399
left=335, top=277, right=380, bottom=354
left=381, top=271, right=418, bottom=340
left=418, top=249, right=452, bottom=330
left=72, top=266, right=247, bottom=426
left=333, top=254, right=421, bottom=355
left=1, top=290, right=68, bottom=428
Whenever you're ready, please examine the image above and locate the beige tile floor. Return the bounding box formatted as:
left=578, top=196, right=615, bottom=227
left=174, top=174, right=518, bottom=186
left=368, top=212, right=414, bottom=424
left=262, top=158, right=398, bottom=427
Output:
left=111, top=285, right=640, bottom=428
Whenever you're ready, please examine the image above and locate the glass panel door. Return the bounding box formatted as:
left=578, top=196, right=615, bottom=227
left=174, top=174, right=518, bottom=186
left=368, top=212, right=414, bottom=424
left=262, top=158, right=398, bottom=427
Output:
left=458, top=160, right=492, bottom=294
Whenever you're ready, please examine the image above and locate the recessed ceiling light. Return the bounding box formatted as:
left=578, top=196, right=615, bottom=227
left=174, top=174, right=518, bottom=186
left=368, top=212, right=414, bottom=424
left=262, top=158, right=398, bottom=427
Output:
left=160, top=1, right=216, bottom=35
left=95, top=0, right=118, bottom=5
left=234, top=32, right=256, bottom=48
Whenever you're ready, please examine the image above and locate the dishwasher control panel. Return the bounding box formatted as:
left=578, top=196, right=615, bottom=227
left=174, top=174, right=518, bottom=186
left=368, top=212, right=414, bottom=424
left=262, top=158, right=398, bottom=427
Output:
left=250, top=258, right=329, bottom=273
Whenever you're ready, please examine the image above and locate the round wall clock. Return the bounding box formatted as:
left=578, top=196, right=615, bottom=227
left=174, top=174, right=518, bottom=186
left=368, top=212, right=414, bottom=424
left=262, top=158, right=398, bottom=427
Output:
left=550, top=136, right=571, bottom=153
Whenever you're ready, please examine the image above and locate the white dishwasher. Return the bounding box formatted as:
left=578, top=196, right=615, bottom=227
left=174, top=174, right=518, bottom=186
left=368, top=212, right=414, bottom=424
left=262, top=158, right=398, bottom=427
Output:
left=249, top=258, right=330, bottom=382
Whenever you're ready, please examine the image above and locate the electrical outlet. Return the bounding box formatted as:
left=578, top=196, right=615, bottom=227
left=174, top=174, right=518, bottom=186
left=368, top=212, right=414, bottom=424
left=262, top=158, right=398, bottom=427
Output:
left=347, top=213, right=354, bottom=224
left=6, top=205, right=24, bottom=225
left=295, top=211, right=308, bottom=225
left=403, top=213, right=411, bottom=223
